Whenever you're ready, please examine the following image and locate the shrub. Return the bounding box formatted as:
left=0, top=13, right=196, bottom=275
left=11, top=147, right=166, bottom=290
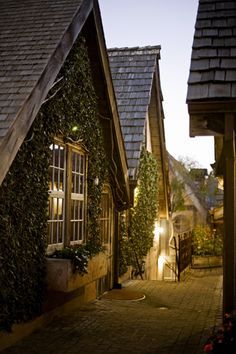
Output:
left=192, top=224, right=223, bottom=256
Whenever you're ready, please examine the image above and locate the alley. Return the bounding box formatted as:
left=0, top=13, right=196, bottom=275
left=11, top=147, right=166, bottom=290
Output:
left=1, top=268, right=222, bottom=354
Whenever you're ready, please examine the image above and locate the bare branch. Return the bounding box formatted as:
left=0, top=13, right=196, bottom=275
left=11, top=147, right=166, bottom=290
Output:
left=42, top=76, right=64, bottom=105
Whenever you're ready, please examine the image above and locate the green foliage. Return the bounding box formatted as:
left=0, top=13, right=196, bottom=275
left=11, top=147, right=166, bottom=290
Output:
left=171, top=156, right=222, bottom=212
left=192, top=224, right=223, bottom=256
left=0, top=113, right=49, bottom=332
left=84, top=239, right=104, bottom=258
left=118, top=215, right=132, bottom=276
left=170, top=176, right=185, bottom=212
left=50, top=241, right=104, bottom=275
left=0, top=37, right=106, bottom=331
left=119, top=147, right=159, bottom=276
left=41, top=36, right=107, bottom=244
left=51, top=246, right=90, bottom=274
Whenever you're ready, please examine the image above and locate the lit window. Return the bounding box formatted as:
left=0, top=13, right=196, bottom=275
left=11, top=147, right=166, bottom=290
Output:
left=70, top=150, right=85, bottom=243
left=47, top=140, right=87, bottom=250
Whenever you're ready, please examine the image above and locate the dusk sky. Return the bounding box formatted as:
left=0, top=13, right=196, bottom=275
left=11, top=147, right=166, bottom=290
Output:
left=99, top=0, right=215, bottom=172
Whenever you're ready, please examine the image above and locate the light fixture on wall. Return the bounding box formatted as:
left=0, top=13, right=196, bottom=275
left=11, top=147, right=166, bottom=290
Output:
left=71, top=125, right=79, bottom=132
left=94, top=177, right=99, bottom=186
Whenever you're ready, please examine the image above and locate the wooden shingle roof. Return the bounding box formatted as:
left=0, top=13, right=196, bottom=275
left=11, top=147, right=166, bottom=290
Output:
left=108, top=46, right=161, bottom=179
left=0, top=0, right=85, bottom=137
left=0, top=0, right=93, bottom=184
left=187, top=0, right=236, bottom=102
left=0, top=0, right=130, bottom=203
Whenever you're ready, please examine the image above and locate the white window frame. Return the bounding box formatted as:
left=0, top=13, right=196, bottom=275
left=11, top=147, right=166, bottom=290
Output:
left=100, top=186, right=113, bottom=245
left=47, top=139, right=87, bottom=254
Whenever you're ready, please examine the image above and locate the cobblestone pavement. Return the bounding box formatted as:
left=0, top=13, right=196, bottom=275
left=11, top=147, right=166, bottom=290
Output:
left=1, top=268, right=222, bottom=354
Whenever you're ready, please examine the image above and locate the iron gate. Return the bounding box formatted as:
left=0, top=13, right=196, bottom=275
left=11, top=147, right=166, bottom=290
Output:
left=174, top=231, right=192, bottom=281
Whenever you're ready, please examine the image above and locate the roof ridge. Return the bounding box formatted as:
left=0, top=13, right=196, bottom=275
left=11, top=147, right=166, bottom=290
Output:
left=108, top=45, right=161, bottom=55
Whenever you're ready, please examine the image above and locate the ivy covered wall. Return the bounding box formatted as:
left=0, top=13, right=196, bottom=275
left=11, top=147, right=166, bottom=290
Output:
left=0, top=37, right=106, bottom=331
left=119, top=147, right=159, bottom=277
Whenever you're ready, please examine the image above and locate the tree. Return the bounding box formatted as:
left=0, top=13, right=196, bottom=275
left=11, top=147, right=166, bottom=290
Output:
left=170, top=176, right=185, bottom=213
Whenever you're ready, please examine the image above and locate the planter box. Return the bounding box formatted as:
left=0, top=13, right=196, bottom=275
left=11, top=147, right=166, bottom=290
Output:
left=46, top=252, right=108, bottom=292
left=192, top=255, right=222, bottom=268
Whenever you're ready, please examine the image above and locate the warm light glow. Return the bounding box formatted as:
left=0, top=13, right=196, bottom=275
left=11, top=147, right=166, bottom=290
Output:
left=52, top=197, right=63, bottom=218
left=217, top=177, right=224, bottom=190
left=72, top=125, right=79, bottom=132
left=154, top=221, right=164, bottom=241
left=158, top=255, right=165, bottom=268
left=49, top=182, right=63, bottom=192
left=49, top=144, right=64, bottom=150
left=157, top=255, right=166, bottom=280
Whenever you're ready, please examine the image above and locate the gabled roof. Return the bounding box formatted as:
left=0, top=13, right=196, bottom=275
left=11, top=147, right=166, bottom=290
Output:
left=0, top=0, right=130, bottom=205
left=0, top=0, right=92, bottom=184
left=108, top=46, right=161, bottom=179
left=187, top=0, right=236, bottom=102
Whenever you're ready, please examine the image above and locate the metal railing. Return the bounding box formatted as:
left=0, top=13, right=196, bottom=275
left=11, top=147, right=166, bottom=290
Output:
left=173, top=230, right=192, bottom=281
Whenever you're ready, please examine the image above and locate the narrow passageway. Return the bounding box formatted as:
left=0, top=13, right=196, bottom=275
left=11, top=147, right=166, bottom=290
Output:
left=2, top=268, right=222, bottom=354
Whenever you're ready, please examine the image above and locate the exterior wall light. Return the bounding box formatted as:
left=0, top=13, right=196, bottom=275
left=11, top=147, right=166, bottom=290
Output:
left=94, top=177, right=99, bottom=186
left=72, top=125, right=79, bottom=132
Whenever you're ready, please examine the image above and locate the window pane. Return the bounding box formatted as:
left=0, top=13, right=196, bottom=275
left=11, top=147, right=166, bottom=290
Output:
left=59, top=169, right=64, bottom=191
left=72, top=151, right=77, bottom=172
left=70, top=199, right=84, bottom=242
left=54, top=144, right=59, bottom=167
left=58, top=198, right=63, bottom=220
left=71, top=150, right=85, bottom=194
left=60, top=147, right=64, bottom=169
left=80, top=155, right=84, bottom=173
left=49, top=166, right=54, bottom=190
left=100, top=193, right=110, bottom=244
left=47, top=142, right=65, bottom=246
left=58, top=222, right=63, bottom=243
left=79, top=175, right=84, bottom=194
left=70, top=149, right=85, bottom=243
left=49, top=143, right=65, bottom=192
left=48, top=196, right=64, bottom=245
left=48, top=143, right=87, bottom=247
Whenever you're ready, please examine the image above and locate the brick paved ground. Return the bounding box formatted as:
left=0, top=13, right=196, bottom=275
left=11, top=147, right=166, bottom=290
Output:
left=1, top=268, right=223, bottom=354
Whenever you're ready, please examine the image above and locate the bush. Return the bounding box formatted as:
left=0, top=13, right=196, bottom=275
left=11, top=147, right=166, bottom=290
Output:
left=192, top=225, right=223, bottom=256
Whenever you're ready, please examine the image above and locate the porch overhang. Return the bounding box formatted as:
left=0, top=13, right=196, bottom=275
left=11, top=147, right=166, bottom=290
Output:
left=187, top=100, right=236, bottom=176
left=188, top=100, right=236, bottom=137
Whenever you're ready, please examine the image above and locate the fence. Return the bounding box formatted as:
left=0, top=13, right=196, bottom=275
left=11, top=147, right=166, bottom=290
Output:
left=173, top=230, right=192, bottom=281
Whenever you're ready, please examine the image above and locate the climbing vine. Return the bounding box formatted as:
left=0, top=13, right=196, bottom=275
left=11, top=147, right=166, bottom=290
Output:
left=41, top=36, right=108, bottom=245
left=119, top=147, right=159, bottom=276
left=0, top=36, right=106, bottom=331
left=118, top=214, right=132, bottom=276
